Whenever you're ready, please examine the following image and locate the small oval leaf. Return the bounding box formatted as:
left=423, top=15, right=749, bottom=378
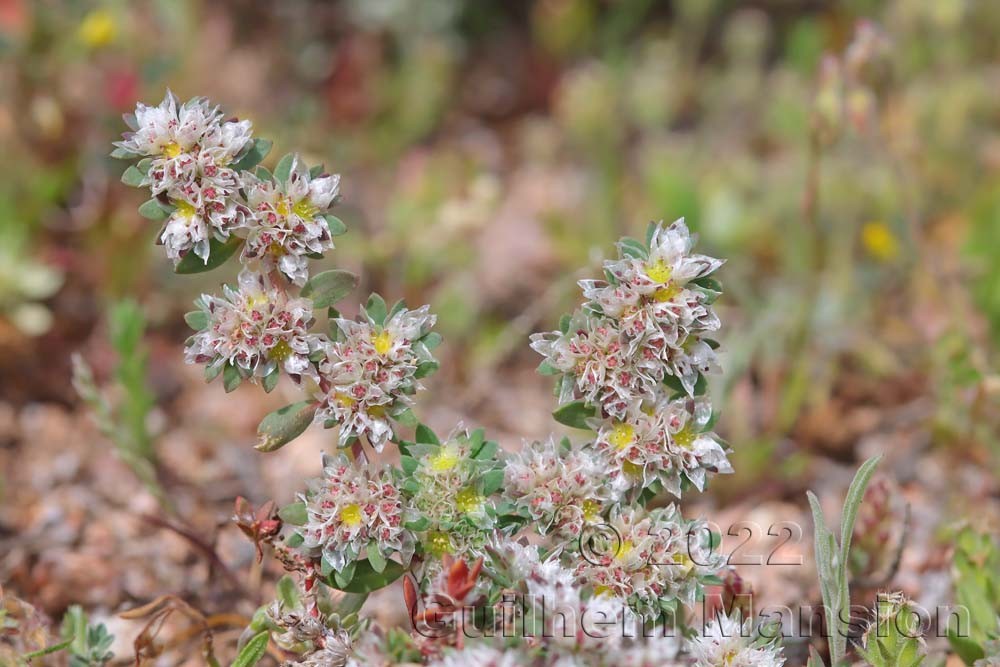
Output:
left=175, top=237, right=243, bottom=275
left=138, top=198, right=171, bottom=221
left=301, top=270, right=359, bottom=309
left=256, top=401, right=318, bottom=452
left=231, top=138, right=273, bottom=172
left=552, top=400, right=595, bottom=430
left=273, top=153, right=295, bottom=183
left=324, top=558, right=405, bottom=594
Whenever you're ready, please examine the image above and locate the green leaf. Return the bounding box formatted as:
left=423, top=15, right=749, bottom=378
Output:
left=619, top=237, right=648, bottom=260
left=692, top=276, right=722, bottom=292
left=481, top=469, right=505, bottom=495
left=325, top=558, right=405, bottom=594
left=839, top=455, right=882, bottom=571
left=278, top=502, right=308, bottom=525
left=274, top=153, right=295, bottom=183
left=947, top=627, right=985, bottom=665
left=184, top=310, right=208, bottom=330
left=367, top=548, right=387, bottom=574
left=138, top=198, right=171, bottom=221
left=421, top=332, right=443, bottom=350
left=276, top=575, right=300, bottom=608
left=334, top=560, right=357, bottom=588
left=231, top=631, right=269, bottom=667
left=232, top=138, right=273, bottom=172
left=22, top=638, right=74, bottom=661
left=175, top=237, right=243, bottom=274
left=323, top=214, right=348, bottom=236
left=805, top=645, right=827, bottom=667
left=558, top=314, right=572, bottom=334
left=121, top=165, right=147, bottom=187
left=285, top=532, right=304, bottom=548
left=223, top=363, right=242, bottom=393
left=400, top=455, right=418, bottom=475
left=301, top=270, right=359, bottom=309
left=392, top=407, right=418, bottom=428
left=552, top=400, right=595, bottom=430
left=110, top=146, right=133, bottom=159
left=472, top=440, right=498, bottom=461
left=645, top=221, right=658, bottom=247
left=405, top=517, right=429, bottom=531
left=310, top=164, right=325, bottom=178
left=256, top=401, right=318, bottom=452
left=415, top=423, right=439, bottom=445
left=261, top=369, right=279, bottom=393
left=414, top=360, right=439, bottom=379
left=254, top=165, right=272, bottom=181
left=537, top=360, right=560, bottom=376
left=366, top=294, right=388, bottom=325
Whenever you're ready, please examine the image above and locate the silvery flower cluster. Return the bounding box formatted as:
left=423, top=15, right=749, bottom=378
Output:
left=119, top=95, right=782, bottom=667
left=531, top=219, right=732, bottom=497
left=114, top=92, right=252, bottom=264
left=314, top=303, right=438, bottom=451
left=185, top=269, right=317, bottom=381
left=241, top=159, right=339, bottom=286
left=296, top=454, right=415, bottom=575
left=503, top=437, right=624, bottom=540
left=572, top=505, right=724, bottom=618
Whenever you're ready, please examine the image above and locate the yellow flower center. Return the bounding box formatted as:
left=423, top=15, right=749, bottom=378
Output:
left=429, top=448, right=460, bottom=472
left=673, top=425, right=696, bottom=449
left=615, top=539, right=634, bottom=560
left=244, top=292, right=269, bottom=309
left=162, top=141, right=183, bottom=159
left=340, top=504, right=363, bottom=527
left=594, top=584, right=612, bottom=596
left=622, top=460, right=643, bottom=478
left=367, top=404, right=386, bottom=418
left=268, top=339, right=292, bottom=362
left=672, top=552, right=694, bottom=574
left=582, top=499, right=601, bottom=521
left=173, top=199, right=196, bottom=217
left=455, top=487, right=482, bottom=513
left=645, top=259, right=672, bottom=284
left=275, top=198, right=291, bottom=217
left=653, top=283, right=681, bottom=302
left=426, top=530, right=452, bottom=557
left=373, top=330, right=393, bottom=355
left=293, top=199, right=318, bottom=218
left=334, top=392, right=355, bottom=407
left=607, top=422, right=635, bottom=450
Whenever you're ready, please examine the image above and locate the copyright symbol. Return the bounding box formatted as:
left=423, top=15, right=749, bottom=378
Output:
left=578, top=522, right=623, bottom=565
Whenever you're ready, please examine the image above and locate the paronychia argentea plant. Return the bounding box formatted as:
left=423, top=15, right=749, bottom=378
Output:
left=111, top=91, right=916, bottom=667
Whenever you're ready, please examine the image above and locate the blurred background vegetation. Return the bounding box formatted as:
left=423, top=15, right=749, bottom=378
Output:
left=2, top=0, right=1000, bottom=638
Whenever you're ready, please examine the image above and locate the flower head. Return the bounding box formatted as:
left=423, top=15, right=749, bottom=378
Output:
left=242, top=156, right=340, bottom=285
left=531, top=312, right=646, bottom=419
left=503, top=437, right=623, bottom=540
left=574, top=505, right=723, bottom=618
left=315, top=301, right=437, bottom=450
left=115, top=92, right=252, bottom=264
left=406, top=428, right=503, bottom=567
left=689, top=615, right=785, bottom=667
left=595, top=394, right=731, bottom=496
left=297, top=454, right=415, bottom=574
left=185, top=270, right=318, bottom=381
